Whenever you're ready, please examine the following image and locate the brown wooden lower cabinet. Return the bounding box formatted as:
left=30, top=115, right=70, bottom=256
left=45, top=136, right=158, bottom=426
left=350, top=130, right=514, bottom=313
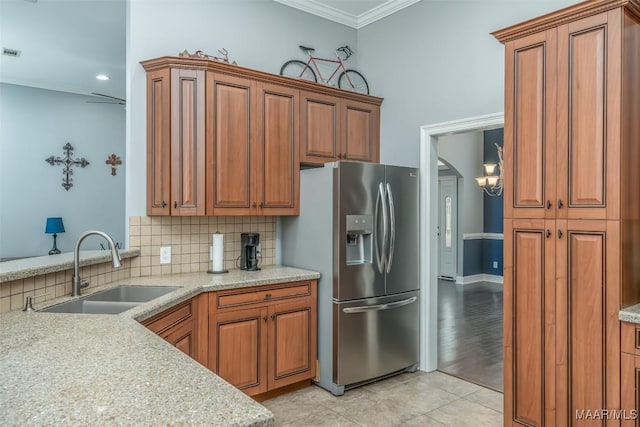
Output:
left=504, top=219, right=621, bottom=426
left=622, top=322, right=640, bottom=427
left=141, top=295, right=208, bottom=365
left=140, top=281, right=317, bottom=398
left=209, top=280, right=318, bottom=397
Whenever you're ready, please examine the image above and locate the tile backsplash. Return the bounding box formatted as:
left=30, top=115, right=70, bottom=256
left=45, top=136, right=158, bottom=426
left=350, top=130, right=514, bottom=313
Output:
left=128, top=216, right=276, bottom=277
left=0, top=260, right=132, bottom=314
left=0, top=216, right=276, bottom=313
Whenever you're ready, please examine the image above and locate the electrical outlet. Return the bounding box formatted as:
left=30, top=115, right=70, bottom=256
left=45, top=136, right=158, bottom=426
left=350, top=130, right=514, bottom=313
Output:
left=492, top=261, right=498, bottom=269
left=160, top=246, right=172, bottom=264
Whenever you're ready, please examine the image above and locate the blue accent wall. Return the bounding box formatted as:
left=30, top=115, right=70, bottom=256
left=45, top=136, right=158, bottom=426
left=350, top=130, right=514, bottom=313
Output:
left=460, top=128, right=505, bottom=280
left=483, top=128, right=504, bottom=234
left=463, top=239, right=483, bottom=276
left=482, top=239, right=503, bottom=275
left=483, top=129, right=504, bottom=276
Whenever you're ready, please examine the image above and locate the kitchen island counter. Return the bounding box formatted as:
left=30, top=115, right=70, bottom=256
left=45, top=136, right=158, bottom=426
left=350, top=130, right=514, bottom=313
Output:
left=0, top=266, right=320, bottom=426
left=620, top=303, right=640, bottom=324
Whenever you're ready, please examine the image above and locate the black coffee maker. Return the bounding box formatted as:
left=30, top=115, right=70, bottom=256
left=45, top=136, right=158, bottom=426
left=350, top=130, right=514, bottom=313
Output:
left=240, top=233, right=261, bottom=271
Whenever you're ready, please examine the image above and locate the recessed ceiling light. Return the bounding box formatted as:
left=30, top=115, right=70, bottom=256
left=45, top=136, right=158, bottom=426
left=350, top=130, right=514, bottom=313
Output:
left=96, top=74, right=110, bottom=81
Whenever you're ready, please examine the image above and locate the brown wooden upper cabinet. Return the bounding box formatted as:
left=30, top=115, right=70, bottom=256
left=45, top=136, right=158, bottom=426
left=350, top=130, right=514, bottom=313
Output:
left=502, top=5, right=630, bottom=221
left=142, top=56, right=382, bottom=216
left=206, top=74, right=299, bottom=216
left=145, top=67, right=205, bottom=216
left=300, top=91, right=380, bottom=166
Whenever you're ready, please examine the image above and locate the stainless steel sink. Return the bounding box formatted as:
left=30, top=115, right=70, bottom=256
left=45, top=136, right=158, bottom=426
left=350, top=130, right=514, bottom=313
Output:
left=40, top=300, right=141, bottom=314
left=40, top=285, right=181, bottom=314
left=83, top=285, right=181, bottom=303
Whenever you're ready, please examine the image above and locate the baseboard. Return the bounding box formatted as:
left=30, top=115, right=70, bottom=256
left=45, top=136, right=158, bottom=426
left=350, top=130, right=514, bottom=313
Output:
left=455, top=274, right=503, bottom=285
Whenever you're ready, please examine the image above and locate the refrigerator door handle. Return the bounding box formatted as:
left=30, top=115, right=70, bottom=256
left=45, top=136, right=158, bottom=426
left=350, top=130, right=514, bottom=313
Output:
left=386, top=182, right=396, bottom=274
left=342, top=296, right=418, bottom=313
left=374, top=182, right=388, bottom=274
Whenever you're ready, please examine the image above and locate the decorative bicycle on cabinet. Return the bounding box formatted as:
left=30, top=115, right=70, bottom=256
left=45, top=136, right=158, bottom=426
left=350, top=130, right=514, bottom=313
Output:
left=280, top=45, right=370, bottom=95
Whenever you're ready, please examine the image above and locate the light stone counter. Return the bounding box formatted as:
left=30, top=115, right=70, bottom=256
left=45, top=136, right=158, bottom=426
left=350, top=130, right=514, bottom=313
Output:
left=0, top=249, right=141, bottom=282
left=620, top=303, right=640, bottom=324
left=0, top=265, right=320, bottom=426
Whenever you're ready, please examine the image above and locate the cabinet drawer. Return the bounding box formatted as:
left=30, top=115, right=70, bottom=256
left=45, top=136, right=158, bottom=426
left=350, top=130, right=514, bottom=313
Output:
left=622, top=321, right=640, bottom=356
left=215, top=282, right=311, bottom=309
left=142, top=299, right=192, bottom=334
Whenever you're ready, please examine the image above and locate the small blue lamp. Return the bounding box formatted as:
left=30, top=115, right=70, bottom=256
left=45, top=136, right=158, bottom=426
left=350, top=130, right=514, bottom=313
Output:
left=45, top=217, right=65, bottom=255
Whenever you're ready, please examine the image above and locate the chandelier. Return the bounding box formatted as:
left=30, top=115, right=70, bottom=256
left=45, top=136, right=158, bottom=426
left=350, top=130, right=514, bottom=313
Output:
left=475, top=143, right=503, bottom=197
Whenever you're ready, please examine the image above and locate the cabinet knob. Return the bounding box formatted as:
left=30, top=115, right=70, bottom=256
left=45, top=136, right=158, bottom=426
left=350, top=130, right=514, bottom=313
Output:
left=557, top=199, right=564, bottom=209
left=161, top=201, right=167, bottom=208
left=557, top=229, right=563, bottom=239
left=263, top=316, right=267, bottom=323
left=252, top=202, right=257, bottom=208
left=265, top=293, right=272, bottom=299
left=259, top=202, right=264, bottom=208
left=174, top=201, right=177, bottom=209
left=546, top=200, right=552, bottom=209
left=546, top=229, right=551, bottom=239
left=271, top=314, right=276, bottom=321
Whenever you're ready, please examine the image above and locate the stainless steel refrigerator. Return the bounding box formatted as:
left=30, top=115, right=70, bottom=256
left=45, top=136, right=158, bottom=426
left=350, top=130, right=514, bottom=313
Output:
left=281, top=161, right=419, bottom=396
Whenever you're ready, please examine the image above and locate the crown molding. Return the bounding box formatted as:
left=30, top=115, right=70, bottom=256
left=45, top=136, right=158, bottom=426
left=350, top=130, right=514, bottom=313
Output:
left=274, top=0, right=358, bottom=28
left=273, top=0, right=421, bottom=29
left=358, top=0, right=422, bottom=28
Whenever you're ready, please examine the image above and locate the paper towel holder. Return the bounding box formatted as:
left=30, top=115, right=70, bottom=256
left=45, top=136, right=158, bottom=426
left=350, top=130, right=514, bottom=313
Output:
left=208, top=231, right=229, bottom=274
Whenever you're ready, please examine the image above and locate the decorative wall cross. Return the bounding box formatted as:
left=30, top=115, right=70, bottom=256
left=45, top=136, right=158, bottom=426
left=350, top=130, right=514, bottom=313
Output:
left=105, top=154, right=122, bottom=176
left=45, top=143, right=90, bottom=191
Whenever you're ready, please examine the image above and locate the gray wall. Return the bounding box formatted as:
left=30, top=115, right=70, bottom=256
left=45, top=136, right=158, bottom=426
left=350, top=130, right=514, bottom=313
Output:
left=356, top=0, right=575, bottom=167
left=0, top=83, right=125, bottom=257
left=127, top=0, right=358, bottom=216
left=124, top=0, right=576, bottom=219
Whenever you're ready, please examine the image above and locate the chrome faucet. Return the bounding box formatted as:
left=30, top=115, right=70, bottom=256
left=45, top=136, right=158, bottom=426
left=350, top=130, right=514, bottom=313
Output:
left=73, top=230, right=122, bottom=297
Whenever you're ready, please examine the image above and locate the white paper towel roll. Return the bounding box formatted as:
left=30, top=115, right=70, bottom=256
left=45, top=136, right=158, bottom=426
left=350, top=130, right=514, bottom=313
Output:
left=212, top=233, right=224, bottom=272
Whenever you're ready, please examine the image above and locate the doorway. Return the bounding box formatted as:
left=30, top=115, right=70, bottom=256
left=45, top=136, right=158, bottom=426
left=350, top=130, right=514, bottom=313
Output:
left=438, top=175, right=457, bottom=280
left=418, top=113, right=504, bottom=378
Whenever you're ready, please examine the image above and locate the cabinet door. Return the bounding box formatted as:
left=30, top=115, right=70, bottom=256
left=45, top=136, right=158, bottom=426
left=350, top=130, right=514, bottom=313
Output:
left=268, top=297, right=317, bottom=390
left=256, top=83, right=299, bottom=215
left=299, top=91, right=340, bottom=165
left=206, top=73, right=254, bottom=215
left=503, top=218, right=556, bottom=427
left=161, top=318, right=195, bottom=357
left=555, top=220, right=620, bottom=425
left=170, top=68, right=205, bottom=216
left=556, top=11, right=621, bottom=220
left=342, top=99, right=379, bottom=163
left=621, top=352, right=640, bottom=427
left=146, top=68, right=171, bottom=215
left=210, top=306, right=268, bottom=396
left=504, top=29, right=557, bottom=220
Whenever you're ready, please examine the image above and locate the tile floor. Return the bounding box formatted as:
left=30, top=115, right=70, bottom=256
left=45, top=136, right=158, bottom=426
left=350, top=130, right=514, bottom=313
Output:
left=263, top=371, right=503, bottom=426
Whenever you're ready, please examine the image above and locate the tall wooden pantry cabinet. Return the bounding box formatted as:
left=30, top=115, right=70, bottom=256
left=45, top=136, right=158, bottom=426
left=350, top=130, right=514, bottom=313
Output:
left=493, top=0, right=640, bottom=425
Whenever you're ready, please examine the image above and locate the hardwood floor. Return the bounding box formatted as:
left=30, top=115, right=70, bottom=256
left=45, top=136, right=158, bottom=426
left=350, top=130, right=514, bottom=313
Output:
left=438, top=278, right=503, bottom=391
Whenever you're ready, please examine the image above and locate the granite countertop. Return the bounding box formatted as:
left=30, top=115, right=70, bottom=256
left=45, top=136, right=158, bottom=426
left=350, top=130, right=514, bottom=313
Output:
left=0, top=265, right=320, bottom=426
left=0, top=249, right=141, bottom=282
left=620, top=303, right=640, bottom=324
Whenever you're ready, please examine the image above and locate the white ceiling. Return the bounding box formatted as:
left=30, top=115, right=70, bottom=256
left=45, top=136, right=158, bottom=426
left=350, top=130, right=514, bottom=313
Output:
left=0, top=0, right=413, bottom=99
left=0, top=0, right=125, bottom=100
left=274, top=0, right=422, bottom=28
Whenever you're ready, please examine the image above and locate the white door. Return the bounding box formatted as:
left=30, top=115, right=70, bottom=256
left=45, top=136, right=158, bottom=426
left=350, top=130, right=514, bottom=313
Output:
left=438, top=176, right=457, bottom=280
